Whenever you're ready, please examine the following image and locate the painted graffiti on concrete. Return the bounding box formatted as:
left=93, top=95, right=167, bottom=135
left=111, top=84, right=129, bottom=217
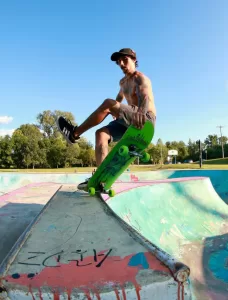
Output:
left=17, top=248, right=113, bottom=268
left=4, top=251, right=170, bottom=299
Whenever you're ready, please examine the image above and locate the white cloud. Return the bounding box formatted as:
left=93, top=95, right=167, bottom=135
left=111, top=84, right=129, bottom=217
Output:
left=0, top=129, right=15, bottom=137
left=0, top=116, right=13, bottom=124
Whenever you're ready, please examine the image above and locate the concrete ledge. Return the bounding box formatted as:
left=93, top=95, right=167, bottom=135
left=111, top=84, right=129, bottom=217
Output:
left=0, top=183, right=61, bottom=266
left=0, top=185, right=191, bottom=299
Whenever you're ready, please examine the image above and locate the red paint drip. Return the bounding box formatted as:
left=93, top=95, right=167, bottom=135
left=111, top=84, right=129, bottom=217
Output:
left=28, top=285, right=35, bottom=300
left=134, top=283, right=141, bottom=300
left=67, top=289, right=71, bottom=299
left=53, top=291, right=60, bottom=300
left=182, top=283, right=185, bottom=300
left=82, top=289, right=92, bottom=300
left=38, top=288, right=43, bottom=300
left=114, top=288, right=121, bottom=300
left=5, top=252, right=170, bottom=296
left=121, top=286, right=127, bottom=300
left=95, top=291, right=101, bottom=300
left=177, top=282, right=185, bottom=300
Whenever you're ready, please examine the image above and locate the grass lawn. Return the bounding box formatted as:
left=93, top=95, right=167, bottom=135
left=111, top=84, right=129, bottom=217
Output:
left=1, top=158, right=228, bottom=173
left=200, top=158, right=228, bottom=165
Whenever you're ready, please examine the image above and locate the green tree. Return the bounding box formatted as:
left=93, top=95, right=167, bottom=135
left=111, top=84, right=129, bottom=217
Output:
left=204, top=135, right=219, bottom=147
left=65, top=144, right=81, bottom=167
left=37, top=110, right=76, bottom=138
left=47, top=137, right=67, bottom=168
left=187, top=139, right=198, bottom=160
left=77, top=137, right=93, bottom=150
left=77, top=148, right=95, bottom=167
left=165, top=141, right=172, bottom=150
left=176, top=141, right=188, bottom=161
left=218, top=136, right=228, bottom=145
left=0, top=135, right=13, bottom=168
left=156, top=139, right=168, bottom=164
left=11, top=124, right=46, bottom=168
left=11, top=129, right=30, bottom=168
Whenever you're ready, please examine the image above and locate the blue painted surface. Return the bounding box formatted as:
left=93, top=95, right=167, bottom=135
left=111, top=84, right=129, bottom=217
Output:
left=128, top=252, right=149, bottom=269
left=0, top=172, right=90, bottom=193
left=208, top=247, right=228, bottom=283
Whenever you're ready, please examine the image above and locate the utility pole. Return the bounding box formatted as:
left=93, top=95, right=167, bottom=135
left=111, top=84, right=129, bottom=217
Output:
left=198, top=140, right=202, bottom=168
left=217, top=126, right=225, bottom=158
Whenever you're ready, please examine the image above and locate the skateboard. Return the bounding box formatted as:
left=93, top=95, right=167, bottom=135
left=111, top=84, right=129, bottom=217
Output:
left=80, top=120, right=154, bottom=197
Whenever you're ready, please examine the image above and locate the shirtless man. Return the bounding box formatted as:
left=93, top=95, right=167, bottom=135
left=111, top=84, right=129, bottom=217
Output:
left=57, top=48, right=156, bottom=188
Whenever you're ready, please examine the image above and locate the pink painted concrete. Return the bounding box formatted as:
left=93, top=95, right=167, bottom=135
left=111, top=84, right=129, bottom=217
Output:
left=102, top=176, right=207, bottom=200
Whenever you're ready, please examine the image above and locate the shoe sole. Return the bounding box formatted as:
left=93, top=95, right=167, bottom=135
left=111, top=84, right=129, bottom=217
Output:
left=77, top=184, right=89, bottom=192
left=56, top=117, right=74, bottom=145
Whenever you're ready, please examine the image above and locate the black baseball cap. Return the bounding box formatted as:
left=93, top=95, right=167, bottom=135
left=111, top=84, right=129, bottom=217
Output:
left=111, top=48, right=137, bottom=61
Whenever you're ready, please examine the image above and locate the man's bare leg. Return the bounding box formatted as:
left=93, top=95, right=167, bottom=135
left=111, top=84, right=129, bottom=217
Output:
left=73, top=99, right=120, bottom=138
left=95, top=128, right=111, bottom=166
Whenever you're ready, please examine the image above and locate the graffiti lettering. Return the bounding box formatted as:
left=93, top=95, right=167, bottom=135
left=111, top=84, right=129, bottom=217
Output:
left=18, top=248, right=112, bottom=268
left=68, top=249, right=112, bottom=267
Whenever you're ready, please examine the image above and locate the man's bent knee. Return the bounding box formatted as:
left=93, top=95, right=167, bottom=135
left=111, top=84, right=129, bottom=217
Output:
left=100, top=98, right=119, bottom=111
left=100, top=99, right=120, bottom=119
left=102, top=98, right=116, bottom=106
left=95, top=128, right=111, bottom=145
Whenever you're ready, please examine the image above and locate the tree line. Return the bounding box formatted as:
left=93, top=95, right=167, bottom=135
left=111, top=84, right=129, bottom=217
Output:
left=0, top=110, right=227, bottom=169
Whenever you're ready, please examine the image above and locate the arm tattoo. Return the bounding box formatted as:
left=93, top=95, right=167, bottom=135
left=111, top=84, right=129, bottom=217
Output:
left=116, top=90, right=124, bottom=102
left=136, top=83, right=149, bottom=114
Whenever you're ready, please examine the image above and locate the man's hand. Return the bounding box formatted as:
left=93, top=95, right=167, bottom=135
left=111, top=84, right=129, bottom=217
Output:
left=131, top=109, right=146, bottom=129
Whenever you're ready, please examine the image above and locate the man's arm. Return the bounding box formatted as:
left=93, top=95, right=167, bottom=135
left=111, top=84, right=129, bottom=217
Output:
left=111, top=87, right=124, bottom=120
left=135, top=75, right=151, bottom=114
left=132, top=74, right=152, bottom=128
left=116, top=88, right=124, bottom=103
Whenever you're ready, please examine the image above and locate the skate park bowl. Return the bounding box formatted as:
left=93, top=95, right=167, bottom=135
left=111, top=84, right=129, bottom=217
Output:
left=0, top=170, right=227, bottom=299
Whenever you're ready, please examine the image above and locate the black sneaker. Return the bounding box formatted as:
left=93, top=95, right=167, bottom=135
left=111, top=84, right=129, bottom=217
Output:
left=77, top=168, right=97, bottom=191
left=56, top=116, right=79, bottom=144
left=78, top=178, right=91, bottom=191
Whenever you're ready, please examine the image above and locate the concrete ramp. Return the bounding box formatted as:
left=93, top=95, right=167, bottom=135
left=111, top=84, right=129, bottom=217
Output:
left=0, top=183, right=61, bottom=265
left=102, top=177, right=228, bottom=300
left=0, top=185, right=190, bottom=299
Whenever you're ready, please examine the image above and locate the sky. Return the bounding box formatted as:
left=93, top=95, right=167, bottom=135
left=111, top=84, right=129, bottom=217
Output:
left=0, top=0, right=227, bottom=146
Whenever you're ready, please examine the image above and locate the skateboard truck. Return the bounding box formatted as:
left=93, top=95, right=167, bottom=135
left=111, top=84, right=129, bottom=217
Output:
left=100, top=182, right=115, bottom=197
left=119, top=145, right=150, bottom=162
left=88, top=183, right=115, bottom=197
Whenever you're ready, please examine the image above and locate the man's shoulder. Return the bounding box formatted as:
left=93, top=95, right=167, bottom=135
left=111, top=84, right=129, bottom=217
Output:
left=134, top=71, right=151, bottom=84
left=119, top=76, right=127, bottom=85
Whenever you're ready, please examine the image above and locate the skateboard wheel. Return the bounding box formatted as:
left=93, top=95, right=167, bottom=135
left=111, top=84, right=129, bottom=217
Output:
left=140, top=152, right=150, bottom=163
left=88, top=187, right=96, bottom=196
left=119, top=145, right=129, bottom=157
left=108, top=189, right=115, bottom=197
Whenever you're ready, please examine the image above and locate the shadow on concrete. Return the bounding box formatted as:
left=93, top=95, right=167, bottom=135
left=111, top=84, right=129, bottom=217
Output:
left=107, top=180, right=228, bottom=298
left=0, top=202, right=44, bottom=265
left=165, top=170, right=228, bottom=204
left=172, top=181, right=228, bottom=219
left=166, top=181, right=228, bottom=299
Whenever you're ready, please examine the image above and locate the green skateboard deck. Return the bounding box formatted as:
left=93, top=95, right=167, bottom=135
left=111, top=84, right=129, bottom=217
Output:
left=84, top=120, right=154, bottom=197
